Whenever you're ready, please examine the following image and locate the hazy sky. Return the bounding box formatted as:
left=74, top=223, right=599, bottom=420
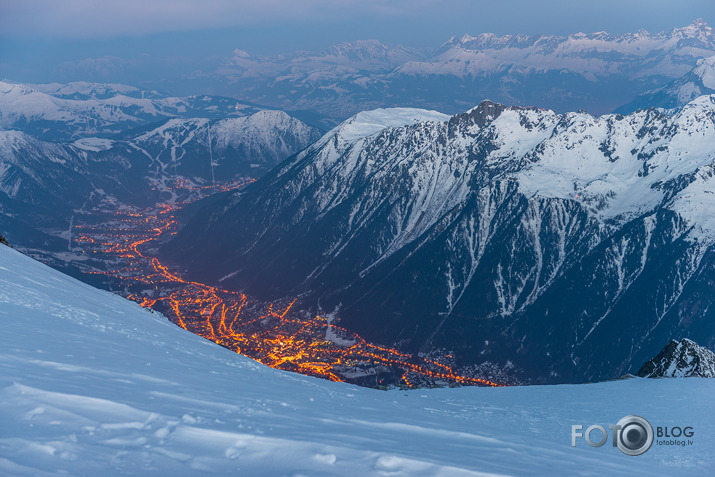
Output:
left=1, top=0, right=713, bottom=92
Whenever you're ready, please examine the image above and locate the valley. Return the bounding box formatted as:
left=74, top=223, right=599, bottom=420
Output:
left=66, top=179, right=502, bottom=388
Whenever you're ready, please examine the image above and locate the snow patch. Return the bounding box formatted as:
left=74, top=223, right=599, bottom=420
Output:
left=72, top=138, right=114, bottom=152
left=329, top=107, right=449, bottom=143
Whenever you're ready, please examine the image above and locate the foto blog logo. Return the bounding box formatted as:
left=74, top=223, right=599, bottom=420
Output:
left=572, top=415, right=695, bottom=456
left=572, top=415, right=654, bottom=456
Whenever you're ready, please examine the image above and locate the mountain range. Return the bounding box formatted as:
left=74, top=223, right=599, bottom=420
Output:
left=0, top=83, right=321, bottom=254
left=214, top=20, right=715, bottom=118
left=0, top=81, right=267, bottom=141
left=3, top=14, right=715, bottom=477
left=163, top=96, right=715, bottom=384
left=2, top=26, right=715, bottom=387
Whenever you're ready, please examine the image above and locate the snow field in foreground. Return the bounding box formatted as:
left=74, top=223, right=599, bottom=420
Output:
left=0, top=246, right=713, bottom=476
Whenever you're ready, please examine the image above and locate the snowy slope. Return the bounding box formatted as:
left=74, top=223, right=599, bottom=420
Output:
left=210, top=110, right=322, bottom=162
left=1, top=245, right=713, bottom=476
left=324, top=107, right=450, bottom=143
left=0, top=129, right=91, bottom=218
left=513, top=95, right=715, bottom=239
left=96, top=110, right=321, bottom=203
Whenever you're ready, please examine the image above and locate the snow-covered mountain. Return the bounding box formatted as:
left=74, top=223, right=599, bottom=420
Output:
left=163, top=97, right=715, bottom=384
left=0, top=109, right=319, bottom=203
left=0, top=81, right=265, bottom=140
left=637, top=338, right=715, bottom=378
left=219, top=40, right=421, bottom=120
left=109, top=110, right=321, bottom=192
left=27, top=81, right=165, bottom=100
left=224, top=39, right=419, bottom=82
left=0, top=110, right=320, bottom=252
left=1, top=243, right=713, bottom=476
left=400, top=20, right=715, bottom=80
left=215, top=21, right=715, bottom=118
left=617, top=55, right=715, bottom=113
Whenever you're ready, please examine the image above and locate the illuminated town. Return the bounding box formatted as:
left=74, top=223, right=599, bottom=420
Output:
left=72, top=179, right=502, bottom=388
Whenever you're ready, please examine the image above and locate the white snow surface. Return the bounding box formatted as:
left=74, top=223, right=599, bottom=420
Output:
left=0, top=81, right=155, bottom=127
left=211, top=110, right=320, bottom=155
left=297, top=107, right=450, bottom=174
left=72, top=138, right=115, bottom=152
left=327, top=107, right=449, bottom=143
left=507, top=96, right=715, bottom=239
left=0, top=245, right=713, bottom=476
left=28, top=82, right=143, bottom=98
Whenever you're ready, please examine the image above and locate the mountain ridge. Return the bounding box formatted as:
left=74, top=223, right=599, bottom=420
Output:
left=162, top=97, right=715, bottom=384
left=637, top=338, right=715, bottom=378
left=209, top=20, right=715, bottom=118
left=0, top=106, right=321, bottom=262
left=0, top=80, right=270, bottom=140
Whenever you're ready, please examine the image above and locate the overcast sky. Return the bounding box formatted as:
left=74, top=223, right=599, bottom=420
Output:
left=1, top=0, right=713, bottom=91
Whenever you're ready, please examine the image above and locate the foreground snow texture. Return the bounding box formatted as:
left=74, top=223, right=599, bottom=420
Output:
left=0, top=247, right=712, bottom=476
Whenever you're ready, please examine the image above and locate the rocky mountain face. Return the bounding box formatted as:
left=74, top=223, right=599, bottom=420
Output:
left=214, top=20, right=715, bottom=118
left=163, top=98, right=715, bottom=384
left=637, top=338, right=715, bottom=378
left=617, top=55, right=715, bottom=113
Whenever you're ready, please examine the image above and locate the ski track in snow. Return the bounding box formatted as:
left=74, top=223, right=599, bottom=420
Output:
left=0, top=246, right=713, bottom=476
